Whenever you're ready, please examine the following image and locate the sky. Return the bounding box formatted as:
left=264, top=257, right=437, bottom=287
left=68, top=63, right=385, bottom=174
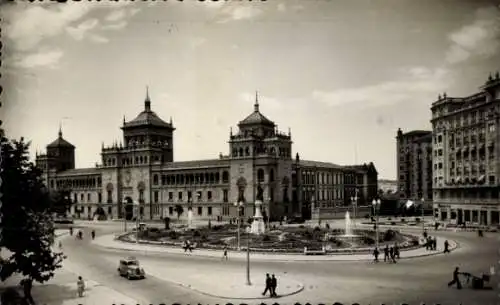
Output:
left=2, top=0, right=500, bottom=180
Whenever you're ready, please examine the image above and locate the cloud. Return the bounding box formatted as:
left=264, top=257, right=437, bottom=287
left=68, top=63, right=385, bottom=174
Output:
left=312, top=67, right=450, bottom=109
left=105, top=9, right=126, bottom=22
left=89, top=34, right=109, bottom=44
left=217, top=5, right=262, bottom=23
left=102, top=8, right=140, bottom=31
left=445, top=5, right=500, bottom=64
left=13, top=49, right=64, bottom=69
left=102, top=21, right=127, bottom=31
left=66, top=18, right=99, bottom=41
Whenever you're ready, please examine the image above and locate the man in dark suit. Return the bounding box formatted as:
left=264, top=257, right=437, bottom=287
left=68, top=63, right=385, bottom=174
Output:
left=262, top=273, right=271, bottom=296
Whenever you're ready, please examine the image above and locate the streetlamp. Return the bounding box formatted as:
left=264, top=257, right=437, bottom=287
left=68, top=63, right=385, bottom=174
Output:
left=234, top=200, right=244, bottom=250
left=350, top=194, right=358, bottom=231
left=245, top=223, right=251, bottom=286
left=135, top=201, right=140, bottom=244
left=421, top=197, right=425, bottom=234
left=372, top=198, right=381, bottom=250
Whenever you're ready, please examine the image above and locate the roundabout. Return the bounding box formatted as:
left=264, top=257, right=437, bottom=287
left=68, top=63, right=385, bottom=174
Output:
left=54, top=220, right=498, bottom=305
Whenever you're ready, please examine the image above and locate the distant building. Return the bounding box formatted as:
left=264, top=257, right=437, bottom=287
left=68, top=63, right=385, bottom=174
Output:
left=396, top=129, right=433, bottom=206
left=36, top=90, right=378, bottom=221
left=378, top=179, right=397, bottom=194
left=430, top=73, right=500, bottom=226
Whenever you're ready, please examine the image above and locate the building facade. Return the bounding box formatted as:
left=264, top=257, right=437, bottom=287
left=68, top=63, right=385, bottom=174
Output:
left=430, top=73, right=500, bottom=226
left=36, top=91, right=378, bottom=221
left=396, top=129, right=433, bottom=205
left=378, top=179, right=398, bottom=194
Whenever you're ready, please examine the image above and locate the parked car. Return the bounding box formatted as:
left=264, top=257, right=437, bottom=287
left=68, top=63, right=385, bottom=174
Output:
left=117, top=256, right=146, bottom=280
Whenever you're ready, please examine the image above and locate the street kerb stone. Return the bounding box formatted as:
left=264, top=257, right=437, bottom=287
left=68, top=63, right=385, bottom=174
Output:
left=93, top=233, right=460, bottom=262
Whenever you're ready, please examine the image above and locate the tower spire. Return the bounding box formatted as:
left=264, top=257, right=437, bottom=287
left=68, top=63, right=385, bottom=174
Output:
left=254, top=90, right=259, bottom=112
left=58, top=122, right=63, bottom=138
left=145, top=86, right=151, bottom=111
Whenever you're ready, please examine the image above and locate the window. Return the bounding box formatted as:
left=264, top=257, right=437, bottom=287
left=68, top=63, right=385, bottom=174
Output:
left=207, top=191, right=212, bottom=200
left=223, top=189, right=228, bottom=203
left=169, top=207, right=173, bottom=215
left=80, top=193, right=84, bottom=201
left=153, top=174, right=159, bottom=185
left=488, top=123, right=496, bottom=133
left=154, top=191, right=159, bottom=203
left=257, top=169, right=265, bottom=182
left=139, top=190, right=145, bottom=203
left=269, top=169, right=275, bottom=182
left=107, top=190, right=112, bottom=203
left=98, top=192, right=102, bottom=203
left=197, top=206, right=202, bottom=216
left=222, top=171, right=229, bottom=183
left=74, top=193, right=78, bottom=203
left=178, top=192, right=183, bottom=201
left=168, top=192, right=173, bottom=201
left=188, top=191, right=192, bottom=201
left=196, top=191, right=202, bottom=201
left=208, top=207, right=212, bottom=215
left=108, top=206, right=112, bottom=215
left=87, top=193, right=91, bottom=201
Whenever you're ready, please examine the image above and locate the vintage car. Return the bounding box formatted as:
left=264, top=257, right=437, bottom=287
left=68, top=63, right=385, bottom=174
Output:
left=117, top=257, right=146, bottom=280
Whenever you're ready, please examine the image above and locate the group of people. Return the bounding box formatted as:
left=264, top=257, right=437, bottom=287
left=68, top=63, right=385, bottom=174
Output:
left=373, top=243, right=400, bottom=263
left=69, top=227, right=95, bottom=240
left=17, top=276, right=85, bottom=304
left=182, top=240, right=194, bottom=253
left=262, top=273, right=278, bottom=297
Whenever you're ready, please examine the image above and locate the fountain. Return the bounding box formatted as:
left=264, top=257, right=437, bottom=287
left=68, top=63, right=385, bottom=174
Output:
left=337, top=211, right=362, bottom=247
left=344, top=211, right=354, bottom=236
left=250, top=200, right=266, bottom=235
left=187, top=209, right=194, bottom=229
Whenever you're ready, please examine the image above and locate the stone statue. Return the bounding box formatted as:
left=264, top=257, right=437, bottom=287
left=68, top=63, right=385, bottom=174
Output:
left=256, top=185, right=264, bottom=201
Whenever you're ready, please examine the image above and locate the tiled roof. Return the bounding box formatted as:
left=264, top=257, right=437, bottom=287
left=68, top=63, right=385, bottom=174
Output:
left=124, top=111, right=173, bottom=128
left=47, top=137, right=75, bottom=148
left=163, top=159, right=230, bottom=169
left=403, top=130, right=432, bottom=137
left=238, top=111, right=275, bottom=126
left=298, top=160, right=343, bottom=169
left=58, top=168, right=100, bottom=176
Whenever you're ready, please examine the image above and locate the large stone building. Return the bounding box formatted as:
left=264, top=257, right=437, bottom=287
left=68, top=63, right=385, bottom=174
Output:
left=396, top=129, right=433, bottom=205
left=378, top=179, right=398, bottom=194
left=430, top=73, right=500, bottom=226
left=36, top=91, right=378, bottom=221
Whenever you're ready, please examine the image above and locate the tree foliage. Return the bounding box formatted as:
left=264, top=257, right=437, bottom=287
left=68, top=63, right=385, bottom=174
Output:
left=49, top=189, right=73, bottom=216
left=0, top=137, right=64, bottom=283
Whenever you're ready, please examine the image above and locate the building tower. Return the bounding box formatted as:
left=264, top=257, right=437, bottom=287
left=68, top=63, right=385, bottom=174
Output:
left=228, top=92, right=293, bottom=220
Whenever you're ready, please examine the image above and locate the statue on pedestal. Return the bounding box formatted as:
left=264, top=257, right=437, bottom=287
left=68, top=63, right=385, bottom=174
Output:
left=256, top=184, right=264, bottom=201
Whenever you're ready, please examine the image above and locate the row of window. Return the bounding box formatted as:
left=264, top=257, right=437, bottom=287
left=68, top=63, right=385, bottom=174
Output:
left=231, top=146, right=292, bottom=158
left=299, top=171, right=346, bottom=185
left=152, top=190, right=229, bottom=203
left=167, top=206, right=213, bottom=216
left=103, top=154, right=163, bottom=167
left=53, top=177, right=102, bottom=189
left=153, top=171, right=228, bottom=186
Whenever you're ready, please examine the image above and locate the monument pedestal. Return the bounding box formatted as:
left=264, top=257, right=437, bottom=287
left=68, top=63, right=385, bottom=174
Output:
left=250, top=200, right=266, bottom=235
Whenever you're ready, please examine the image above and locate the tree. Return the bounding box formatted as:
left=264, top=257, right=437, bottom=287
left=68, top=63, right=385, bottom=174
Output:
left=174, top=204, right=184, bottom=220
left=0, top=137, right=64, bottom=284
left=49, top=189, right=73, bottom=216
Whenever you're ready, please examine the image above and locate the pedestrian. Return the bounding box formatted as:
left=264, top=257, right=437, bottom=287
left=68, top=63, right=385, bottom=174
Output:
left=394, top=243, right=400, bottom=260
left=58, top=241, right=63, bottom=250
left=91, top=230, right=95, bottom=240
left=383, top=245, right=389, bottom=262
left=443, top=240, right=450, bottom=253
left=373, top=247, right=379, bottom=262
left=69, top=227, right=73, bottom=236
left=432, top=237, right=437, bottom=250
left=270, top=274, right=278, bottom=297
left=389, top=247, right=394, bottom=263
left=222, top=245, right=228, bottom=261
left=20, top=278, right=35, bottom=305
left=447, top=267, right=462, bottom=289
left=262, top=273, right=271, bottom=296
left=77, top=276, right=85, bottom=297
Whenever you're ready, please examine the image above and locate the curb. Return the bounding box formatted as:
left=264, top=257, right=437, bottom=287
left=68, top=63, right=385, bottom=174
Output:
left=166, top=279, right=305, bottom=300
left=93, top=236, right=459, bottom=262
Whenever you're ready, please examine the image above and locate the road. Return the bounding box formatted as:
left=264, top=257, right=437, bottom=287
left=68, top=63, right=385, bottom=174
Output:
left=61, top=221, right=499, bottom=305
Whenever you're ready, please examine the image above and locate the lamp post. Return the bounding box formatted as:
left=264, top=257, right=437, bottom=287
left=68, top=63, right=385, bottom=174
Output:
left=246, top=223, right=251, bottom=286
left=350, top=194, right=358, bottom=231
left=135, top=201, right=140, bottom=244
left=234, top=200, right=244, bottom=250
left=123, top=204, right=127, bottom=232
left=372, top=198, right=381, bottom=249
left=421, top=197, right=425, bottom=234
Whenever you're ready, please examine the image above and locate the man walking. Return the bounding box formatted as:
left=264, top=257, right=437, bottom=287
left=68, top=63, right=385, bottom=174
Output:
left=383, top=244, right=389, bottom=262
left=222, top=246, right=228, bottom=261
left=262, top=273, right=272, bottom=296
left=270, top=274, right=278, bottom=297
left=448, top=267, right=462, bottom=289
left=77, top=276, right=85, bottom=297
left=443, top=240, right=450, bottom=253
left=20, top=278, right=35, bottom=305
left=373, top=247, right=379, bottom=262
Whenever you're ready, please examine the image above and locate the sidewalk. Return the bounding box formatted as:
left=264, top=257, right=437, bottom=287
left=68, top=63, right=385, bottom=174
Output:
left=93, top=234, right=458, bottom=262
left=0, top=266, right=139, bottom=305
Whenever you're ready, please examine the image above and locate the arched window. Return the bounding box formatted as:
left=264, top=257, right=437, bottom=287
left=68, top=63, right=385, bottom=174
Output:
left=215, top=172, right=220, bottom=183
left=153, top=174, right=159, bottom=185
left=232, top=148, right=238, bottom=157
left=269, top=169, right=275, bottom=182
left=222, top=171, right=229, bottom=183
left=239, top=148, right=244, bottom=157
left=245, top=147, right=250, bottom=156
left=257, top=169, right=265, bottom=182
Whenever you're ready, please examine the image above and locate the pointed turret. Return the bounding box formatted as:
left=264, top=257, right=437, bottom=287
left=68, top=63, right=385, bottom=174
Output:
left=254, top=91, right=259, bottom=112
left=58, top=122, right=63, bottom=138
left=145, top=86, right=151, bottom=112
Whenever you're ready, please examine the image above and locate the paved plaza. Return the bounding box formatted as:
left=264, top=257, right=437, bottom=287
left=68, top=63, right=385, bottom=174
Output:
left=3, top=221, right=497, bottom=305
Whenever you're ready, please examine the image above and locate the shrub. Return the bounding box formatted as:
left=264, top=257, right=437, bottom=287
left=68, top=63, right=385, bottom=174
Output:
left=415, top=217, right=421, bottom=223
left=313, top=226, right=321, bottom=232
left=410, top=239, right=419, bottom=246
left=391, top=222, right=396, bottom=225
left=304, top=231, right=313, bottom=240
left=262, top=235, right=271, bottom=242
left=149, top=227, right=160, bottom=233
left=201, top=234, right=209, bottom=242
left=299, top=225, right=305, bottom=229
left=388, top=217, right=392, bottom=221
left=400, top=218, right=406, bottom=222
left=364, top=214, right=370, bottom=219
left=193, top=230, right=201, bottom=237
left=383, top=229, right=397, bottom=241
